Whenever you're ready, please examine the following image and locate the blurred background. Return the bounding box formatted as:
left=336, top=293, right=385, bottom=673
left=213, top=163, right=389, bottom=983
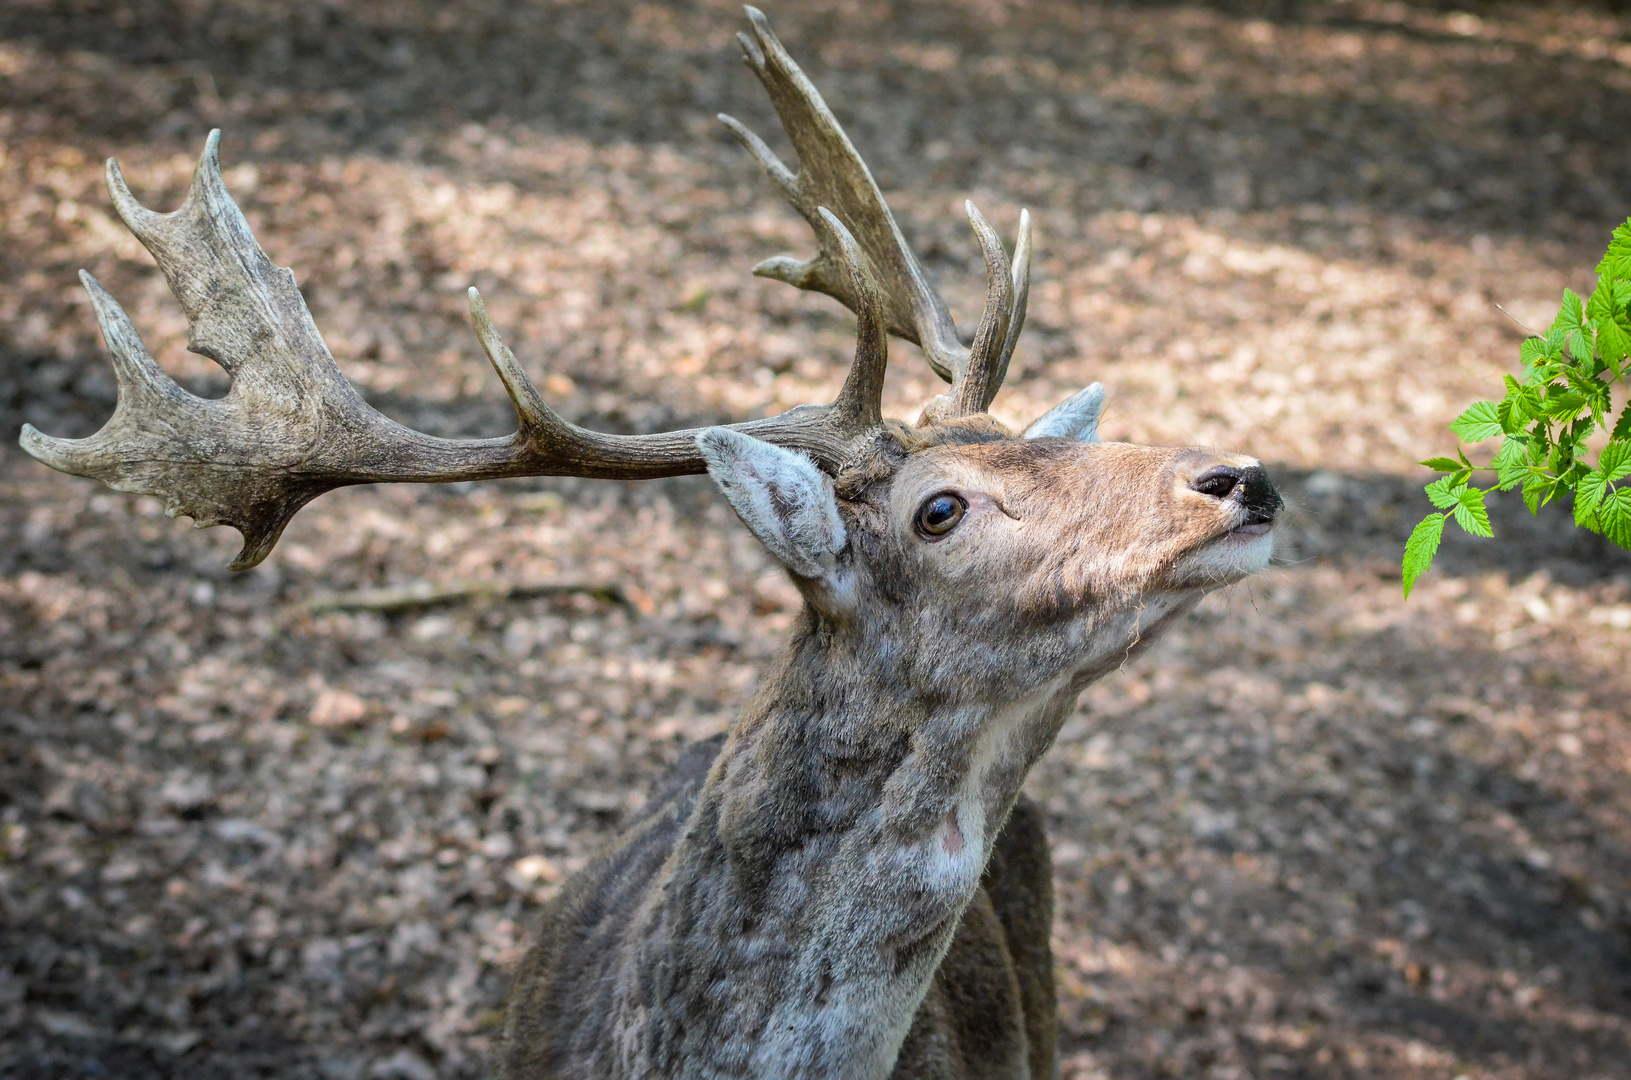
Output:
left=4, top=1, right=1631, bottom=1077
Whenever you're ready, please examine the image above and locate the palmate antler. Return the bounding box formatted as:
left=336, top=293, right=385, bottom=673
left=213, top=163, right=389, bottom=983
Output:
left=19, top=136, right=886, bottom=570
left=20, top=8, right=1031, bottom=570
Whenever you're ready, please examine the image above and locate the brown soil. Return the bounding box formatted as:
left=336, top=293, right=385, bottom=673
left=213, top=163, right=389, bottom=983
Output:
left=4, top=1, right=1631, bottom=1077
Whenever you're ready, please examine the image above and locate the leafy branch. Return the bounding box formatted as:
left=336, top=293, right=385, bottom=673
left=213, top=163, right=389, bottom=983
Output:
left=1402, top=218, right=1631, bottom=598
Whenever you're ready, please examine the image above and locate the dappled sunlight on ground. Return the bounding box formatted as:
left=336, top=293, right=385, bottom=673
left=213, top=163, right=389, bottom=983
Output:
left=4, top=1, right=1631, bottom=1077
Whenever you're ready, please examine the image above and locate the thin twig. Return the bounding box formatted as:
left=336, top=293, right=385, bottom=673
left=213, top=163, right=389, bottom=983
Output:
left=302, top=579, right=634, bottom=617
left=1494, top=303, right=1539, bottom=337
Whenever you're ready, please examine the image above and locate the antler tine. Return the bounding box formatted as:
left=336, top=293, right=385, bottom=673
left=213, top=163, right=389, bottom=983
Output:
left=19, top=271, right=194, bottom=481
left=999, top=209, right=1033, bottom=392
left=947, top=205, right=1033, bottom=417
left=818, top=208, right=888, bottom=436
left=19, top=131, right=892, bottom=570
left=721, top=6, right=964, bottom=383
left=722, top=6, right=1037, bottom=419
left=951, top=202, right=1015, bottom=416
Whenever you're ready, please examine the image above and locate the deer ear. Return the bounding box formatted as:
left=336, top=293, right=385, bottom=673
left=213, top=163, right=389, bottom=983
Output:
left=696, top=428, right=847, bottom=581
left=1023, top=383, right=1104, bottom=442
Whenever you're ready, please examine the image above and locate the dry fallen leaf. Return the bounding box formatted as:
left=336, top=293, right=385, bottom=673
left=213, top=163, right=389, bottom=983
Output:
left=309, top=688, right=370, bottom=729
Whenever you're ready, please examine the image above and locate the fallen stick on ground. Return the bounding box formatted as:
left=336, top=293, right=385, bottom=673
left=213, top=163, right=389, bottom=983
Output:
left=301, top=579, right=634, bottom=617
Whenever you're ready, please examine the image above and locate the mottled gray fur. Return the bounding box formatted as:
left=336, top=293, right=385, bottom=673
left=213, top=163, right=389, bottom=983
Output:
left=500, top=421, right=1278, bottom=1078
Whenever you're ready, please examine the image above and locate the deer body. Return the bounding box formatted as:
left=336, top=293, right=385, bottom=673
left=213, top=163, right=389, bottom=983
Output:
left=499, top=652, right=1130, bottom=1079
left=20, top=9, right=1281, bottom=1078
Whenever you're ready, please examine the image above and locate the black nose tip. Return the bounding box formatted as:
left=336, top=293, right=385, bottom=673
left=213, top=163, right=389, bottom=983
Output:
left=1191, top=465, right=1282, bottom=525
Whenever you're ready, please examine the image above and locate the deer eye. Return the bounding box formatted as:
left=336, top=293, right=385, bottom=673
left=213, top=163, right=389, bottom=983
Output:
left=915, top=493, right=967, bottom=538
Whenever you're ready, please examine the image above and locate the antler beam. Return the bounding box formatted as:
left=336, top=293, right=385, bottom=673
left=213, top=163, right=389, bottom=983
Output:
left=20, top=133, right=887, bottom=570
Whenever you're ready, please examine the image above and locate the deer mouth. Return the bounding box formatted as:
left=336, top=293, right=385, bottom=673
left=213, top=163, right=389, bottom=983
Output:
left=1166, top=516, right=1276, bottom=588
left=1212, top=515, right=1277, bottom=554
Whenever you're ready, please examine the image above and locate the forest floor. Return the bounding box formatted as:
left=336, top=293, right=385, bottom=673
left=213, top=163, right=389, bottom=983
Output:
left=5, top=1, right=1631, bottom=1077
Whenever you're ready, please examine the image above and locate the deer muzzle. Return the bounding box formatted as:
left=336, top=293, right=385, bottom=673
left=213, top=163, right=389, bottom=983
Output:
left=1189, top=463, right=1282, bottom=532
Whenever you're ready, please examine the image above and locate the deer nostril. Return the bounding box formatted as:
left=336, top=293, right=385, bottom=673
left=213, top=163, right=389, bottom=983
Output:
left=1238, top=465, right=1282, bottom=525
left=1190, top=466, right=1241, bottom=500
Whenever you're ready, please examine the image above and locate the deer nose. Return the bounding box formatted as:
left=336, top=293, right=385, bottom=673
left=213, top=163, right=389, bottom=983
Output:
left=1190, top=465, right=1282, bottom=525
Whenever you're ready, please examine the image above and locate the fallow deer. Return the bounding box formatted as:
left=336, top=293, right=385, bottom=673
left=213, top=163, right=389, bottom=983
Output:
left=20, top=9, right=1281, bottom=1078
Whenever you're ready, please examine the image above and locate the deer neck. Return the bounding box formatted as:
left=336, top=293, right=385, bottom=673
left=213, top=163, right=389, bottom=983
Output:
left=613, top=610, right=1082, bottom=1079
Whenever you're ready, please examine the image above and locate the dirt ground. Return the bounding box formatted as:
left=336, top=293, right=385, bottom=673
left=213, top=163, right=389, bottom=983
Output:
left=4, top=1, right=1631, bottom=1077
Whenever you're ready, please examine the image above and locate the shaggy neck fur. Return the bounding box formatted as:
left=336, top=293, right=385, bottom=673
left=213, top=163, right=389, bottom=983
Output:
left=603, top=593, right=1193, bottom=1079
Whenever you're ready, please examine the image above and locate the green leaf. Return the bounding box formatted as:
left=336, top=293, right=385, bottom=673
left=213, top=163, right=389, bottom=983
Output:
left=1575, top=468, right=1610, bottom=525
left=1492, top=436, right=1529, bottom=490
left=1587, top=280, right=1628, bottom=375
left=1544, top=325, right=1570, bottom=359
left=1526, top=422, right=1552, bottom=460
left=1553, top=419, right=1593, bottom=469
left=1449, top=400, right=1503, bottom=443
left=1596, top=218, right=1631, bottom=281
left=1452, top=486, right=1493, bottom=537
left=1566, top=369, right=1610, bottom=428
left=1570, top=330, right=1595, bottom=365
left=1600, top=488, right=1631, bottom=549
left=1601, top=440, right=1631, bottom=482
left=1498, top=374, right=1538, bottom=432
left=1554, top=288, right=1585, bottom=335
left=1521, top=383, right=1545, bottom=420
left=1410, top=222, right=1631, bottom=565
left=1601, top=318, right=1630, bottom=379
left=1543, top=391, right=1587, bottom=421
left=1402, top=514, right=1446, bottom=599
left=1588, top=278, right=1616, bottom=319
left=1522, top=473, right=1553, bottom=515
left=1425, top=476, right=1462, bottom=509
left=1554, top=288, right=1594, bottom=363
